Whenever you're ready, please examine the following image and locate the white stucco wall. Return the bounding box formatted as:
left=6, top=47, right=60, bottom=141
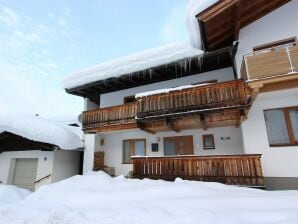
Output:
left=100, top=67, right=234, bottom=108
left=236, top=1, right=298, bottom=76
left=83, top=134, right=97, bottom=174
left=0, top=150, right=54, bottom=190
left=95, top=126, right=244, bottom=176
left=51, top=150, right=81, bottom=183
left=241, top=88, right=298, bottom=177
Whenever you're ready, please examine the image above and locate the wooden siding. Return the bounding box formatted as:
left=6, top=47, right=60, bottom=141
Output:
left=136, top=80, right=246, bottom=119
left=83, top=103, right=137, bottom=132
left=82, top=80, right=248, bottom=132
left=132, top=154, right=264, bottom=187
left=197, top=0, right=290, bottom=51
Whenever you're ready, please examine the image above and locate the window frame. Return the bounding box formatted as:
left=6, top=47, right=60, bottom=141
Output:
left=202, top=134, right=215, bottom=150
left=264, top=106, right=298, bottom=147
left=122, top=139, right=146, bottom=164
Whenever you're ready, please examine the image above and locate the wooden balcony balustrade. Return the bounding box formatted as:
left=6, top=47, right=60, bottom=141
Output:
left=82, top=103, right=137, bottom=131
left=132, top=154, right=264, bottom=187
left=242, top=42, right=298, bottom=82
left=136, top=80, right=246, bottom=119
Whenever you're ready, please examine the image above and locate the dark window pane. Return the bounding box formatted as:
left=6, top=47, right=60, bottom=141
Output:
left=264, top=110, right=290, bottom=145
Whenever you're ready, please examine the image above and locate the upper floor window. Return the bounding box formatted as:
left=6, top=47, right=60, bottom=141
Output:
left=253, top=37, right=297, bottom=52
left=124, top=95, right=136, bottom=104
left=264, top=107, right=298, bottom=147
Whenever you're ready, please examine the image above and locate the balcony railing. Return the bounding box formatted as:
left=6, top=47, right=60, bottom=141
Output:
left=82, top=103, right=137, bottom=130
left=136, top=80, right=246, bottom=119
left=242, top=43, right=298, bottom=82
left=132, top=154, right=264, bottom=187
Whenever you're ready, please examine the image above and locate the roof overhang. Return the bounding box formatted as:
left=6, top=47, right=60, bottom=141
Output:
left=197, top=0, right=290, bottom=51
left=0, top=132, right=56, bottom=153
left=65, top=45, right=238, bottom=104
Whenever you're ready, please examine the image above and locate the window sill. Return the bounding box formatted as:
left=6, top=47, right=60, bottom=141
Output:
left=270, top=144, right=298, bottom=147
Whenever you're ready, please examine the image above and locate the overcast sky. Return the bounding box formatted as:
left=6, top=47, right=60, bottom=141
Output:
left=0, top=0, right=189, bottom=121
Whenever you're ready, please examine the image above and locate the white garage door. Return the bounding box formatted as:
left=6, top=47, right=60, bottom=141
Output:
left=12, top=158, right=38, bottom=191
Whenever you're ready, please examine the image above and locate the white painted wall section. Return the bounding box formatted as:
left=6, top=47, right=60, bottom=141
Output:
left=0, top=150, right=54, bottom=190
left=83, top=134, right=97, bottom=174
left=236, top=1, right=298, bottom=76
left=100, top=68, right=234, bottom=108
left=51, top=150, right=81, bottom=183
left=241, top=88, right=298, bottom=177
left=96, top=126, right=244, bottom=176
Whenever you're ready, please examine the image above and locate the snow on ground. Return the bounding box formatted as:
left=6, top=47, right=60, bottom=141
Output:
left=0, top=172, right=298, bottom=224
left=0, top=185, right=30, bottom=206
left=186, top=0, right=219, bottom=49
left=0, top=114, right=83, bottom=150
left=63, top=42, right=203, bottom=89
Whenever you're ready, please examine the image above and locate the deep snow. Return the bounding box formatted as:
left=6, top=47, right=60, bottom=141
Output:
left=0, top=114, right=83, bottom=150
left=0, top=172, right=298, bottom=224
left=63, top=42, right=203, bottom=89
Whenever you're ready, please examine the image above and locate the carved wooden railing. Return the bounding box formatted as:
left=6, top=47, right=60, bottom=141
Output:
left=83, top=103, right=137, bottom=129
left=242, top=42, right=298, bottom=82
left=132, top=154, right=264, bottom=187
left=136, top=80, right=246, bottom=119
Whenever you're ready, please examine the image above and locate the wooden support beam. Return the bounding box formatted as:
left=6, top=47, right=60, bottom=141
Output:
left=137, top=121, right=156, bottom=134
left=166, top=118, right=180, bottom=133
left=233, top=1, right=241, bottom=40
left=200, top=114, right=207, bottom=130
left=235, top=109, right=245, bottom=128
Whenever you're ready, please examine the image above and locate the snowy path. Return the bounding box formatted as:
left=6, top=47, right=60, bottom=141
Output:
left=0, top=172, right=298, bottom=224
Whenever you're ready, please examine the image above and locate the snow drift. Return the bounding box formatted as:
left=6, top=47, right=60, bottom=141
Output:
left=0, top=114, right=83, bottom=150
left=0, top=171, right=298, bottom=224
left=186, top=0, right=219, bottom=49
left=0, top=185, right=30, bottom=206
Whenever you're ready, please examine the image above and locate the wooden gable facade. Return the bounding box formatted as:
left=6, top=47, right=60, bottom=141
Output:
left=197, top=0, right=290, bottom=51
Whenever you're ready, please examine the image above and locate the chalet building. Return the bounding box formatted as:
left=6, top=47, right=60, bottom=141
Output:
left=0, top=114, right=83, bottom=191
left=63, top=0, right=298, bottom=189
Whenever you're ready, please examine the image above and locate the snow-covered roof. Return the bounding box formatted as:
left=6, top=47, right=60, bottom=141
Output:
left=135, top=83, right=213, bottom=98
left=0, top=114, right=83, bottom=150
left=63, top=42, right=203, bottom=89
left=186, top=0, right=219, bottom=49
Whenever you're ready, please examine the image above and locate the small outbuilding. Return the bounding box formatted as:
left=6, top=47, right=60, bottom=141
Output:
left=0, top=114, right=83, bottom=191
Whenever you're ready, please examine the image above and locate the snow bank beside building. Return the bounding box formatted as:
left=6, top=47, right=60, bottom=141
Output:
left=0, top=185, right=30, bottom=206
left=0, top=114, right=83, bottom=150
left=63, top=42, right=203, bottom=89
left=0, top=171, right=297, bottom=223
left=186, top=0, right=219, bottom=49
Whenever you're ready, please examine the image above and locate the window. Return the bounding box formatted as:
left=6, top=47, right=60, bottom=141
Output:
left=163, top=136, right=194, bottom=155
left=124, top=95, right=136, bottom=104
left=253, top=37, right=297, bottom=52
left=264, top=107, right=298, bottom=147
left=202, top=134, right=215, bottom=150
left=122, top=139, right=146, bottom=164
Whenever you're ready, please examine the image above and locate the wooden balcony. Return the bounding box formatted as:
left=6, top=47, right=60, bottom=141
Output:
left=136, top=80, right=248, bottom=133
left=83, top=103, right=137, bottom=132
left=242, top=42, right=298, bottom=95
left=82, top=80, right=249, bottom=133
left=136, top=80, right=246, bottom=119
left=132, top=154, right=264, bottom=187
